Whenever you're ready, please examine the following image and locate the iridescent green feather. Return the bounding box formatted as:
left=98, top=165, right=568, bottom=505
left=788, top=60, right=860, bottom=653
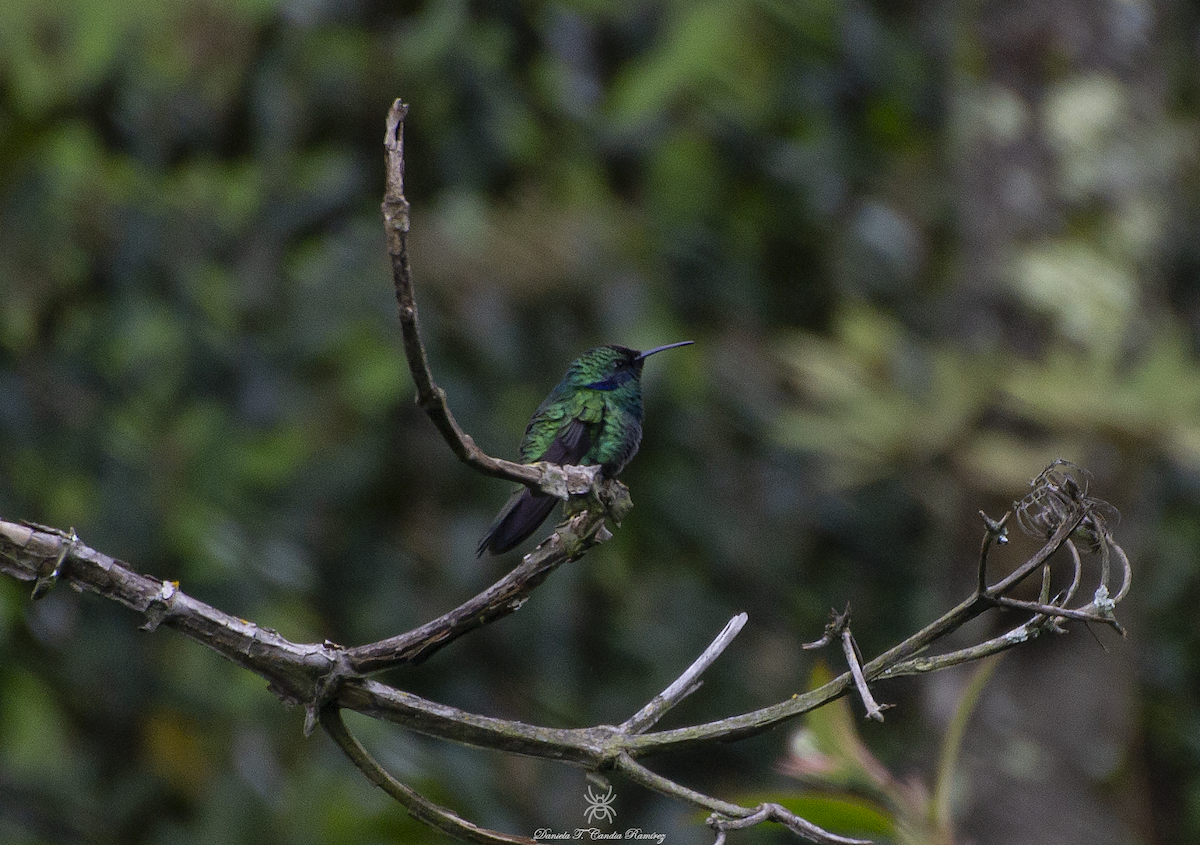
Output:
left=477, top=342, right=691, bottom=556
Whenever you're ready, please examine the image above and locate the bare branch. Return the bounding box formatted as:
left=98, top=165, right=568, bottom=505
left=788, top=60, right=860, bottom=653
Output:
left=990, top=594, right=1122, bottom=629
left=346, top=490, right=625, bottom=674
left=621, top=612, right=748, bottom=734
left=975, top=509, right=1010, bottom=595
left=1, top=499, right=1129, bottom=761
left=381, top=99, right=563, bottom=491
left=0, top=455, right=1132, bottom=845
left=1060, top=538, right=1084, bottom=608
left=614, top=755, right=871, bottom=845
left=0, top=519, right=337, bottom=708
left=840, top=626, right=887, bottom=722
left=1110, top=534, right=1132, bottom=602
left=620, top=502, right=1122, bottom=757
left=320, top=706, right=535, bottom=845
left=877, top=618, right=1046, bottom=679
left=708, top=803, right=874, bottom=845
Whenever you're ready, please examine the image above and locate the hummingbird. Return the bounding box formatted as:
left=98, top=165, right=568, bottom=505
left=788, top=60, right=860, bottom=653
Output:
left=476, top=341, right=695, bottom=556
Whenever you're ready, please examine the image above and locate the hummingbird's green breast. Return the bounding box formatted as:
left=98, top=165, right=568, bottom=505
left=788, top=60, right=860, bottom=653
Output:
left=519, top=355, right=645, bottom=475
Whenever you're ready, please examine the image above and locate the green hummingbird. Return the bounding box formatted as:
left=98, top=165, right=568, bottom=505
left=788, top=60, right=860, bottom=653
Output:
left=477, top=341, right=695, bottom=556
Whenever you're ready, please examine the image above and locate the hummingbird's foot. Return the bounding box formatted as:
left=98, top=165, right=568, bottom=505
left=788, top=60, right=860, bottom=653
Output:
left=559, top=474, right=629, bottom=522
left=530, top=462, right=602, bottom=501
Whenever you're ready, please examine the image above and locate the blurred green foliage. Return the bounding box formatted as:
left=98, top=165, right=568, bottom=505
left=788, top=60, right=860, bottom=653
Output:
left=2, top=0, right=1200, bottom=843
left=735, top=660, right=997, bottom=845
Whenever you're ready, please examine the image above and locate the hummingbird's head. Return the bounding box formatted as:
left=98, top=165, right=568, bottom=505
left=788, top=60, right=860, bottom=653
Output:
left=570, top=342, right=694, bottom=391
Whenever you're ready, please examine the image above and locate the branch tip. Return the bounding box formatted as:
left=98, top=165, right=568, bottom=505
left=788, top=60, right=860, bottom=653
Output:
left=802, top=604, right=850, bottom=650
left=621, top=612, right=748, bottom=734
left=978, top=510, right=1009, bottom=541
left=840, top=627, right=888, bottom=721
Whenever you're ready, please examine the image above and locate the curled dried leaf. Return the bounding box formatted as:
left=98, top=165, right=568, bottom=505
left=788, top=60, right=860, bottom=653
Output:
left=1014, top=460, right=1118, bottom=552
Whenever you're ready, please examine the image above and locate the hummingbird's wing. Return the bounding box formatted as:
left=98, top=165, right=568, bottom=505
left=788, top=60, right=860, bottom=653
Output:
left=476, top=418, right=594, bottom=556
left=540, top=416, right=592, bottom=465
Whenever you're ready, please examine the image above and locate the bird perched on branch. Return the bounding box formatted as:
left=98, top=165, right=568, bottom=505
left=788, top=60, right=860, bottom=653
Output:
left=477, top=341, right=694, bottom=556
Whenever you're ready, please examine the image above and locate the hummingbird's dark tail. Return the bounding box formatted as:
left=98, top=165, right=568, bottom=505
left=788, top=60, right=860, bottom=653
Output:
left=476, top=488, right=560, bottom=556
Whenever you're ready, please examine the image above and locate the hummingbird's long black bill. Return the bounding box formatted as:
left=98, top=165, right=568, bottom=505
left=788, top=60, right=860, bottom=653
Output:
left=635, top=340, right=694, bottom=361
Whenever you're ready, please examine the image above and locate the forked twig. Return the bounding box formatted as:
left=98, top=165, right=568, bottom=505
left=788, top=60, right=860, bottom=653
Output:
left=614, top=754, right=871, bottom=845
left=706, top=802, right=872, bottom=845
left=804, top=606, right=888, bottom=720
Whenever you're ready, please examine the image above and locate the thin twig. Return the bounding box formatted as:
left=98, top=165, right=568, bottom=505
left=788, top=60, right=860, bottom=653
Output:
left=876, top=534, right=1119, bottom=681
left=381, top=99, right=565, bottom=490
left=1111, top=538, right=1132, bottom=602
left=841, top=627, right=887, bottom=721
left=346, top=498, right=621, bottom=674
left=1098, top=530, right=1111, bottom=589
left=802, top=603, right=850, bottom=650
left=975, top=510, right=1009, bottom=596
left=802, top=607, right=886, bottom=720
left=617, top=510, right=1099, bottom=756
left=990, top=595, right=1123, bottom=628
left=986, top=506, right=1084, bottom=596
left=320, top=706, right=534, bottom=845
left=615, top=754, right=871, bottom=845
left=620, top=612, right=748, bottom=734
left=876, top=619, right=1043, bottom=679
left=30, top=524, right=77, bottom=599
left=708, top=803, right=873, bottom=845
left=1060, top=538, right=1084, bottom=608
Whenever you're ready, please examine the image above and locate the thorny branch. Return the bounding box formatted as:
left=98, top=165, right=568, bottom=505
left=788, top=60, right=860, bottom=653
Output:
left=0, top=102, right=1134, bottom=845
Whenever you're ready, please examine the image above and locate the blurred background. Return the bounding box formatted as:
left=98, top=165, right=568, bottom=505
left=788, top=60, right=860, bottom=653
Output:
left=1, top=0, right=1198, bottom=842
